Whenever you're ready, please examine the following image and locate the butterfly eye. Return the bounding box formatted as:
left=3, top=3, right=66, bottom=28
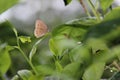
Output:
left=34, top=20, right=48, bottom=38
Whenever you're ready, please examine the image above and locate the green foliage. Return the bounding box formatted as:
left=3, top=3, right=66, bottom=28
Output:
left=0, top=43, right=12, bottom=76
left=35, top=65, right=54, bottom=75
left=52, top=18, right=96, bottom=41
left=83, top=62, right=105, bottom=80
left=63, top=62, right=84, bottom=80
left=100, top=0, right=114, bottom=11
left=29, top=38, right=44, bottom=62
left=0, top=0, right=18, bottom=13
left=1, top=0, right=120, bottom=80
left=49, top=38, right=59, bottom=56
left=11, top=70, right=34, bottom=80
left=55, top=61, right=63, bottom=72
left=19, top=36, right=31, bottom=43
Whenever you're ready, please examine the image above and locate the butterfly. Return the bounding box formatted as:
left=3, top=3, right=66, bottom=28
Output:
left=34, top=19, right=48, bottom=38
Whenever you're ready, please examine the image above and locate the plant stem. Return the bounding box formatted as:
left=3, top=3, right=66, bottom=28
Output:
left=79, top=0, right=91, bottom=17
left=113, top=61, right=120, bottom=71
left=12, top=26, right=38, bottom=74
left=17, top=47, right=38, bottom=74
left=87, top=0, right=101, bottom=21
left=16, top=35, right=38, bottom=74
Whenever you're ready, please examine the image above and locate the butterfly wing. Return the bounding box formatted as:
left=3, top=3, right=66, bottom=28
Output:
left=34, top=20, right=48, bottom=38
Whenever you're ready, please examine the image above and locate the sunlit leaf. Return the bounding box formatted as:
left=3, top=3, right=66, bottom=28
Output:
left=49, top=39, right=59, bottom=56
left=12, top=27, right=18, bottom=38
left=29, top=46, right=37, bottom=61
left=104, top=7, right=120, bottom=22
left=0, top=0, right=18, bottom=13
left=63, top=0, right=72, bottom=6
left=11, top=69, right=34, bottom=80
left=11, top=75, right=19, bottom=80
left=100, top=0, right=114, bottom=11
left=17, top=70, right=33, bottom=80
left=82, top=62, right=105, bottom=80
left=19, top=36, right=31, bottom=43
left=29, top=75, right=43, bottom=80
left=12, top=71, right=43, bottom=80
left=0, top=44, right=11, bottom=76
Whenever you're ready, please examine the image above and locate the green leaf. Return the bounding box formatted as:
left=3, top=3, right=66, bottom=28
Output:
left=29, top=75, right=43, bottom=80
left=84, top=7, right=120, bottom=45
left=55, top=61, right=63, bottom=72
left=50, top=18, right=97, bottom=56
left=29, top=46, right=37, bottom=61
left=63, top=62, right=84, bottom=80
left=17, top=70, right=33, bottom=80
left=63, top=0, right=72, bottom=6
left=49, top=39, right=58, bottom=56
left=35, top=65, right=54, bottom=75
left=104, top=7, right=120, bottom=22
left=69, top=45, right=92, bottom=65
left=12, top=71, right=43, bottom=80
left=11, top=75, right=19, bottom=80
left=92, top=46, right=120, bottom=64
left=0, top=0, right=18, bottom=13
left=100, top=0, right=114, bottom=11
left=12, top=26, right=18, bottom=38
left=86, top=38, right=109, bottom=54
left=0, top=44, right=11, bottom=76
left=29, top=38, right=44, bottom=61
left=19, top=36, right=31, bottom=43
left=0, top=21, right=17, bottom=44
left=49, top=38, right=77, bottom=56
left=82, top=62, right=105, bottom=80
left=52, top=18, right=96, bottom=41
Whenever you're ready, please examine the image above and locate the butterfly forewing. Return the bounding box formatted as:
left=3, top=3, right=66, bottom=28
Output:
left=34, top=20, right=48, bottom=38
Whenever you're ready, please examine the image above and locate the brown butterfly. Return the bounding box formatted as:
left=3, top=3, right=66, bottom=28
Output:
left=34, top=20, right=48, bottom=38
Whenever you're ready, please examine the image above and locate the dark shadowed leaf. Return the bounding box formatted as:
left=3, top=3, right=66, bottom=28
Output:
left=63, top=0, right=72, bottom=6
left=84, top=7, right=120, bottom=44
left=109, top=72, right=120, bottom=80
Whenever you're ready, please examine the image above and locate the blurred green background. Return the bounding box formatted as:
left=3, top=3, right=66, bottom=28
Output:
left=1, top=0, right=120, bottom=80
